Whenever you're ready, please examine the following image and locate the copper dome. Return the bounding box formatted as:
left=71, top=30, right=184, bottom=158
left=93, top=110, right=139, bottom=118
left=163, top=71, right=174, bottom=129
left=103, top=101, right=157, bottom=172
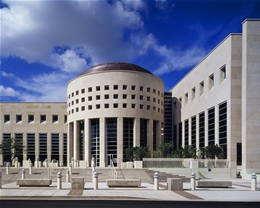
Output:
left=79, top=62, right=152, bottom=76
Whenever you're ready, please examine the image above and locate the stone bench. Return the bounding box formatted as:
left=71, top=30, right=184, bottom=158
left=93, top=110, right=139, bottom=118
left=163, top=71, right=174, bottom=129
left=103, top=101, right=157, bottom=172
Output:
left=17, top=179, right=52, bottom=187
left=106, top=179, right=141, bottom=187
left=71, top=177, right=85, bottom=190
left=196, top=180, right=232, bottom=188
left=167, top=178, right=183, bottom=190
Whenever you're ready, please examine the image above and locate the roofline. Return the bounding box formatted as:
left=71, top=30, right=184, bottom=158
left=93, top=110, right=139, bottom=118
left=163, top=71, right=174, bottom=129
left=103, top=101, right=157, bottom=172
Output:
left=242, top=18, right=260, bottom=24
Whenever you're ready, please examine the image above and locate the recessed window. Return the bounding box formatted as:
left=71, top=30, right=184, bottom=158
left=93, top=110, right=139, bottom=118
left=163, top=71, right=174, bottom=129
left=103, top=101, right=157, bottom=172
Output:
left=147, top=96, right=150, bottom=101
left=69, top=95, right=70, bottom=99
left=153, top=89, right=156, bottom=94
left=40, top=115, right=46, bottom=123
left=200, top=81, right=204, bottom=96
left=147, top=87, right=150, bottom=92
left=158, top=91, right=160, bottom=95
left=105, top=104, right=109, bottom=108
left=72, top=101, right=74, bottom=105
left=64, top=115, right=67, bottom=123
left=16, top=115, right=22, bottom=123
left=131, top=104, right=136, bottom=108
left=28, top=115, right=34, bottom=123
left=140, top=104, right=143, bottom=109
left=158, top=108, right=160, bottom=112
left=88, top=105, right=92, bottom=110
left=81, top=106, right=85, bottom=111
left=4, top=115, right=10, bottom=123
left=158, top=99, right=160, bottom=104
left=81, top=89, right=85, bottom=94
left=72, top=109, right=74, bottom=114
left=220, top=65, right=226, bottom=82
left=105, top=94, right=109, bottom=99
left=131, top=85, right=136, bottom=90
left=140, top=86, right=143, bottom=91
left=76, top=90, right=79, bottom=95
left=96, top=95, right=100, bottom=100
left=114, top=94, right=118, bottom=99
left=179, top=97, right=182, bottom=104
left=147, top=105, right=150, bottom=110
left=114, top=85, right=118, bottom=90
left=52, top=115, right=58, bottom=123
left=96, top=86, right=100, bottom=91
left=185, top=93, right=188, bottom=104
left=192, top=87, right=196, bottom=101
left=88, top=87, right=92, bottom=92
left=72, top=92, right=74, bottom=97
left=123, top=103, right=127, bottom=108
left=123, top=85, right=127, bottom=90
left=209, top=74, right=214, bottom=90
left=123, top=94, right=127, bottom=99
left=153, top=98, right=156, bottom=102
left=131, top=94, right=136, bottom=99
left=88, top=96, right=92, bottom=101
left=153, top=106, right=156, bottom=111
left=76, top=99, right=79, bottom=104
left=96, top=104, right=100, bottom=109
left=76, top=107, right=79, bottom=112
left=105, top=85, right=109, bottom=90
left=140, top=95, right=143, bottom=100
left=81, top=97, right=85, bottom=102
left=114, top=103, right=118, bottom=108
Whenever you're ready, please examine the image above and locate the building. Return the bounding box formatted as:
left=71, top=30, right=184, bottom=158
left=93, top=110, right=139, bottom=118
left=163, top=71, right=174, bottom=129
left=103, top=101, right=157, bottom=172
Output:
left=0, top=19, right=259, bottom=178
left=170, top=19, right=260, bottom=178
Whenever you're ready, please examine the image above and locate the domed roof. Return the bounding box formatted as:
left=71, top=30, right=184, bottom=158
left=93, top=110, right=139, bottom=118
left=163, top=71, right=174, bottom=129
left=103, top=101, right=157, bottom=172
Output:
left=79, top=62, right=152, bottom=76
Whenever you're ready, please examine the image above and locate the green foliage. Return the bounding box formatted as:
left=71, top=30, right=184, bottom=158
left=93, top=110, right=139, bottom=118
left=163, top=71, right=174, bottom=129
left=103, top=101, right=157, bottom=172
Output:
left=199, top=144, right=224, bottom=159
left=125, top=146, right=150, bottom=161
left=157, top=141, right=175, bottom=158
left=0, top=137, right=25, bottom=165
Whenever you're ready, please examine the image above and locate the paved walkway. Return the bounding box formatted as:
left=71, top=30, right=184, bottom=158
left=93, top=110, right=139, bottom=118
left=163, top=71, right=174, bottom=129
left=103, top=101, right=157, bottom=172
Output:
left=1, top=178, right=260, bottom=201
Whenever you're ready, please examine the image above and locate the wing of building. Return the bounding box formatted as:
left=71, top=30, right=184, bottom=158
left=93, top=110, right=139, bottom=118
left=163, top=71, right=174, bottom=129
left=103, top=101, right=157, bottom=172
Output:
left=0, top=19, right=259, bottom=179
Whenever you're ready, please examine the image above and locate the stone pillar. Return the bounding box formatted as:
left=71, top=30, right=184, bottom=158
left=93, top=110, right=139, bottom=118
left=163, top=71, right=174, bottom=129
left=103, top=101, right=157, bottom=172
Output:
left=154, top=172, right=159, bottom=190
left=71, top=157, right=74, bottom=168
left=190, top=172, right=196, bottom=191
left=99, top=117, right=106, bottom=167
left=251, top=173, right=257, bottom=191
left=69, top=163, right=72, bottom=175
left=188, top=118, right=192, bottom=145
left=84, top=118, right=90, bottom=167
left=73, top=121, right=79, bottom=161
left=215, top=105, right=219, bottom=145
left=182, top=120, right=185, bottom=147
left=134, top=118, right=140, bottom=147
left=66, top=169, right=70, bottom=182
left=156, top=121, right=161, bottom=151
left=29, top=163, right=33, bottom=175
left=147, top=119, right=153, bottom=150
left=57, top=172, right=62, bottom=190
left=196, top=114, right=200, bottom=151
left=205, top=110, right=209, bottom=147
left=22, top=169, right=25, bottom=179
left=67, top=122, right=72, bottom=168
left=93, top=171, right=98, bottom=190
left=117, top=117, right=123, bottom=167
left=47, top=133, right=51, bottom=163
left=35, top=157, right=39, bottom=168
left=6, top=163, right=10, bottom=175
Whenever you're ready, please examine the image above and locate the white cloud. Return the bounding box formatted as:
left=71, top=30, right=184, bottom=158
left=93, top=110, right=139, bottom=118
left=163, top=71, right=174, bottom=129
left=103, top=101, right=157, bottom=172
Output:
left=121, top=0, right=146, bottom=11
left=155, top=0, right=167, bottom=11
left=0, top=85, right=20, bottom=97
left=1, top=71, right=14, bottom=77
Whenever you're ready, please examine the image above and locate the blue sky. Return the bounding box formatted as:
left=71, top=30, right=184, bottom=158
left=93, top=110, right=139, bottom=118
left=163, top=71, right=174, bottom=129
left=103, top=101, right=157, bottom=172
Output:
left=1, top=0, right=260, bottom=102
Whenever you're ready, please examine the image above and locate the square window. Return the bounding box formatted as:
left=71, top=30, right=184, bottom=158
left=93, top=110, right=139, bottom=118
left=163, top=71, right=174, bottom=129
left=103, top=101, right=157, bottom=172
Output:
left=40, top=115, right=46, bottom=123
left=140, top=95, right=143, bottom=100
left=76, top=108, right=79, bottom=112
left=52, top=115, right=58, bottom=123
left=88, top=87, right=92, bottom=92
left=88, top=105, right=92, bottom=110
left=105, top=85, right=109, bottom=90
left=72, top=109, right=74, bottom=113
left=220, top=65, right=226, bottom=82
left=81, top=89, right=85, bottom=94
left=28, top=115, right=34, bottom=123
left=114, top=85, right=118, bottom=90
left=96, top=86, right=100, bottom=91
left=96, top=104, right=100, bottom=109
left=123, top=94, right=127, bottom=99
left=114, top=94, right=118, bottom=99
left=76, top=99, right=79, bottom=104
left=140, top=104, right=143, bottom=109
left=105, top=104, right=109, bottom=108
left=147, top=87, right=150, bottom=92
left=147, top=105, right=150, bottom=110
left=114, top=103, right=118, bottom=108
left=105, top=94, right=109, bottom=99
left=16, top=115, right=22, bottom=123
left=153, top=106, right=156, bottom=111
left=131, top=104, right=135, bottom=108
left=147, top=96, right=150, bottom=101
left=88, top=96, right=92, bottom=101
left=153, top=89, right=156, bottom=93
left=158, top=108, right=160, bottom=112
left=81, top=97, right=85, bottom=102
left=131, top=94, right=136, bottom=99
left=140, top=86, right=143, bottom=91
left=72, top=101, right=74, bottom=105
left=131, top=85, right=136, bottom=90
left=158, top=91, right=160, bottom=95
left=96, top=95, right=100, bottom=100
left=123, top=85, right=127, bottom=90
left=153, top=98, right=156, bottom=102
left=4, top=115, right=10, bottom=123
left=76, top=90, right=79, bottom=95
left=209, top=73, right=214, bottom=90
left=81, top=106, right=85, bottom=111
left=158, top=99, right=160, bottom=104
left=123, top=103, right=127, bottom=108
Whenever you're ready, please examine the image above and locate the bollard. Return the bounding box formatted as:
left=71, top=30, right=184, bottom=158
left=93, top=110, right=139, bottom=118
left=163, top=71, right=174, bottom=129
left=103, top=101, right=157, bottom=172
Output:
left=92, top=168, right=96, bottom=182
left=69, top=163, right=72, bottom=175
left=251, top=173, right=257, bottom=191
left=190, top=172, right=196, bottom=191
left=15, top=157, right=19, bottom=168
left=66, top=169, right=70, bottom=182
left=29, top=163, right=33, bottom=175
left=35, top=157, right=39, bottom=168
left=22, top=169, right=25, bottom=179
left=0, top=171, right=2, bottom=189
left=57, top=172, right=62, bottom=190
left=154, top=172, right=159, bottom=190
left=71, top=157, right=74, bottom=168
left=93, top=171, right=98, bottom=190
left=6, top=162, right=10, bottom=175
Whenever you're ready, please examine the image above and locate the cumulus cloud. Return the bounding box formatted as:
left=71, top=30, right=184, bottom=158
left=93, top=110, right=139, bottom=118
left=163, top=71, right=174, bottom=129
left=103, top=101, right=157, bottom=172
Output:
left=0, top=85, right=20, bottom=97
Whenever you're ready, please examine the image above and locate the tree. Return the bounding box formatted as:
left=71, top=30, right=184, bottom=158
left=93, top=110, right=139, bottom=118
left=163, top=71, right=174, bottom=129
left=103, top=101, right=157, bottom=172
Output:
left=157, top=141, right=175, bottom=158
left=0, top=137, right=25, bottom=165
left=125, top=146, right=150, bottom=161
left=199, top=144, right=224, bottom=159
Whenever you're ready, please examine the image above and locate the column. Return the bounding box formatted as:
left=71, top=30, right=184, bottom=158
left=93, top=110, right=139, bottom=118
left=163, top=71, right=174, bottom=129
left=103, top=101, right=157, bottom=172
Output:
left=196, top=114, right=200, bottom=151
left=147, top=119, right=153, bottom=150
left=215, top=104, right=219, bottom=145
left=84, top=118, right=90, bottom=167
left=156, top=121, right=161, bottom=151
left=134, top=118, right=140, bottom=147
left=23, top=133, right=27, bottom=160
left=99, top=117, right=106, bottom=167
left=182, top=120, right=185, bottom=148
left=205, top=110, right=209, bottom=147
left=59, top=133, right=63, bottom=166
left=35, top=133, right=39, bottom=161
left=73, top=121, right=79, bottom=160
left=117, top=117, right=123, bottom=167
left=188, top=118, right=192, bottom=145
left=47, top=133, right=51, bottom=163
left=67, top=122, right=72, bottom=166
